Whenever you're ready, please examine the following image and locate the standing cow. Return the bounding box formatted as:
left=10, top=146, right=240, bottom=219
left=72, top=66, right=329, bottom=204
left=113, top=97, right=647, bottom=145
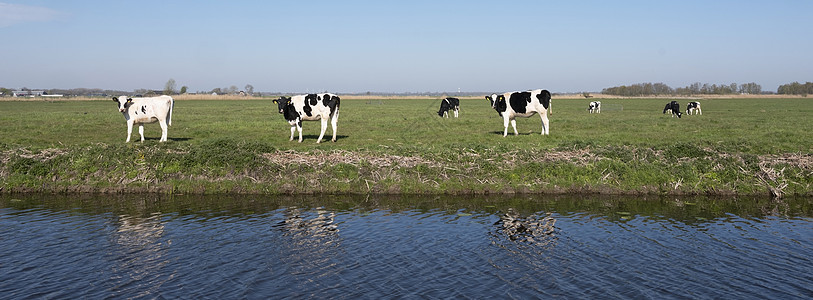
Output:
left=437, top=97, right=460, bottom=118
left=663, top=101, right=682, bottom=118
left=686, top=101, right=702, bottom=115
left=273, top=93, right=340, bottom=143
left=112, top=95, right=174, bottom=142
left=588, top=101, right=601, bottom=113
left=485, top=89, right=551, bottom=136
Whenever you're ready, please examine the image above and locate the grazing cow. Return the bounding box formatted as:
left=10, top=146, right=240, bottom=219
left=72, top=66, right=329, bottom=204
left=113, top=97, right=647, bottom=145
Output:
left=686, top=101, right=702, bottom=115
left=112, top=95, right=174, bottom=142
left=437, top=97, right=460, bottom=118
left=485, top=89, right=551, bottom=136
left=273, top=93, right=340, bottom=143
left=588, top=101, right=601, bottom=113
left=663, top=100, right=682, bottom=118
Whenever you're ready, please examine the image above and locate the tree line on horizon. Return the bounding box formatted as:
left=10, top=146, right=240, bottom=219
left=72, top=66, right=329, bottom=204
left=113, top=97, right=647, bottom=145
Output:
left=601, top=82, right=762, bottom=96
left=776, top=81, right=813, bottom=96
left=602, top=81, right=812, bottom=97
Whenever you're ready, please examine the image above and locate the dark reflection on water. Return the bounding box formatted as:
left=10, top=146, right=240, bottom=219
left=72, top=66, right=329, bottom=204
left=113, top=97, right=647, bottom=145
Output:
left=1, top=194, right=811, bottom=299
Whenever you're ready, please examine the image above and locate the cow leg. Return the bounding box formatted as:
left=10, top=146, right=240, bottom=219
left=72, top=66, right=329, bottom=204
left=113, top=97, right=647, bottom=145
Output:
left=125, top=122, right=134, bottom=143
left=158, top=120, right=168, bottom=142
left=540, top=114, right=550, bottom=135
left=330, top=113, right=338, bottom=142
left=698, top=108, right=702, bottom=115
left=453, top=109, right=458, bottom=118
left=138, top=125, right=145, bottom=142
left=502, top=116, right=510, bottom=137
left=510, top=119, right=518, bottom=136
left=297, top=120, right=303, bottom=143
left=289, top=125, right=296, bottom=141
left=316, top=118, right=328, bottom=143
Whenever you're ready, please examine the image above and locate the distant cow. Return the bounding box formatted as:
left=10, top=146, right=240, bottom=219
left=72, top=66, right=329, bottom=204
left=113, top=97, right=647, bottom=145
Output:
left=112, top=95, right=174, bottom=142
left=686, top=101, right=702, bottom=115
left=437, top=97, right=460, bottom=118
left=485, top=89, right=551, bottom=136
left=663, top=101, right=682, bottom=118
left=588, top=101, right=601, bottom=113
left=273, top=93, right=340, bottom=143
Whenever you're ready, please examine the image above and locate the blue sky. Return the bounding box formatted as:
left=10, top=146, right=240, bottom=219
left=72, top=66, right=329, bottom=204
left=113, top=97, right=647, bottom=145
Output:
left=2, top=1, right=811, bottom=93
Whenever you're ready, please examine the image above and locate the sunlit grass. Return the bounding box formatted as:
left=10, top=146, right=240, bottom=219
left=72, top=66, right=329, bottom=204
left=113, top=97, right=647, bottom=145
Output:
left=0, top=97, right=811, bottom=195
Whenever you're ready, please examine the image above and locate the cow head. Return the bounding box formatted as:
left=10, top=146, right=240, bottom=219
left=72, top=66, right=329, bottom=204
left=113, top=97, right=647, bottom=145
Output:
left=112, top=96, right=133, bottom=112
left=485, top=94, right=505, bottom=109
left=273, top=96, right=292, bottom=114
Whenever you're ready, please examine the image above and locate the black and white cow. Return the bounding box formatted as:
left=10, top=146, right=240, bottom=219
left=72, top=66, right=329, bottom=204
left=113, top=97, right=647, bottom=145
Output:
left=485, top=89, right=551, bottom=136
left=686, top=101, right=702, bottom=115
left=112, top=95, right=174, bottom=142
left=273, top=93, right=340, bottom=143
left=437, top=97, right=460, bottom=118
left=663, top=100, right=682, bottom=118
left=588, top=101, right=601, bottom=114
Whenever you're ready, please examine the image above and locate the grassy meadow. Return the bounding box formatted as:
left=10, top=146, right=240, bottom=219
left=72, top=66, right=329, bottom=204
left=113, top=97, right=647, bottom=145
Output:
left=1, top=96, right=811, bottom=196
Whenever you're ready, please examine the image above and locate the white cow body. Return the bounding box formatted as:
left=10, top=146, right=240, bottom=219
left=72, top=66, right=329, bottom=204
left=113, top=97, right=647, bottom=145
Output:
left=112, top=95, right=174, bottom=142
left=687, top=101, right=702, bottom=115
left=273, top=93, right=340, bottom=143
left=588, top=101, right=601, bottom=113
left=486, top=89, right=551, bottom=137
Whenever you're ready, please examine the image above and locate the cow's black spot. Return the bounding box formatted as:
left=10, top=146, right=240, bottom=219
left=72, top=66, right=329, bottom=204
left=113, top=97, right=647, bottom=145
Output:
left=509, top=92, right=531, bottom=114
left=306, top=94, right=319, bottom=106
left=302, top=104, right=313, bottom=117
left=141, top=106, right=147, bottom=114
left=325, top=95, right=340, bottom=115
left=536, top=90, right=551, bottom=109
left=283, top=103, right=300, bottom=121
left=446, top=97, right=460, bottom=108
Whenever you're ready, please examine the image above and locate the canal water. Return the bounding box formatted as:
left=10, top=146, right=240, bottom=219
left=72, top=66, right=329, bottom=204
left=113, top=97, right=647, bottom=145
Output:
left=1, top=194, right=811, bottom=299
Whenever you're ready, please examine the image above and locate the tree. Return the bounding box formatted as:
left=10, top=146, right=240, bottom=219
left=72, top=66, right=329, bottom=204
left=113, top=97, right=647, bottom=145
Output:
left=244, top=84, right=254, bottom=95
left=739, top=82, right=761, bottom=94
left=164, top=79, right=177, bottom=95
left=180, top=86, right=188, bottom=94
left=227, top=85, right=238, bottom=95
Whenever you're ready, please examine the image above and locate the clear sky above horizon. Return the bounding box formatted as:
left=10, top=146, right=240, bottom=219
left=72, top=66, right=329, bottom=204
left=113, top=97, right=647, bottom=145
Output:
left=2, top=1, right=812, bottom=94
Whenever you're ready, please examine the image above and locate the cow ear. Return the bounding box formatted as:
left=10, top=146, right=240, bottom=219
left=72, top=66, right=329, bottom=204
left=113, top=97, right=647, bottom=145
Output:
left=127, top=98, right=133, bottom=102
left=272, top=99, right=278, bottom=104
left=112, top=97, right=118, bottom=102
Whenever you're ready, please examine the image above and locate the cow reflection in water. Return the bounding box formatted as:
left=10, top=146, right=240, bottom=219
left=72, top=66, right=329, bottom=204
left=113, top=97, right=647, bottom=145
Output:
left=272, top=207, right=341, bottom=281
left=276, top=206, right=338, bottom=238
left=492, top=208, right=557, bottom=248
left=110, top=210, right=168, bottom=294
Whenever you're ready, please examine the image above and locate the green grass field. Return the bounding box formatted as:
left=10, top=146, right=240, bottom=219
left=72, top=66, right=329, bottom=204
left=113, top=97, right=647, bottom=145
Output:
left=1, top=97, right=811, bottom=196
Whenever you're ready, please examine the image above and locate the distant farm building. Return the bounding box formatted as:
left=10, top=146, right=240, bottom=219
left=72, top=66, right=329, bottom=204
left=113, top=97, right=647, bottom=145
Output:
left=12, top=90, right=63, bottom=98
left=13, top=90, right=44, bottom=97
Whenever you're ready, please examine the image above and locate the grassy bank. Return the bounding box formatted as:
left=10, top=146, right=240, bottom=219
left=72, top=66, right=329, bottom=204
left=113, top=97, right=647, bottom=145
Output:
left=1, top=97, right=811, bottom=196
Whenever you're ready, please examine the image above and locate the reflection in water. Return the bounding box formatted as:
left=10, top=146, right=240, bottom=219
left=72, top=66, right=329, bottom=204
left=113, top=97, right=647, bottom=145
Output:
left=108, top=199, right=170, bottom=298
left=492, top=208, right=557, bottom=248
left=274, top=206, right=339, bottom=238
left=270, top=206, right=342, bottom=292
left=0, top=194, right=811, bottom=299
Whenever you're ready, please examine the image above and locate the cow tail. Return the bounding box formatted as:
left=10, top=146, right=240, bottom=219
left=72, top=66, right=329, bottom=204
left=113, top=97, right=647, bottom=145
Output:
left=168, top=96, right=174, bottom=126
